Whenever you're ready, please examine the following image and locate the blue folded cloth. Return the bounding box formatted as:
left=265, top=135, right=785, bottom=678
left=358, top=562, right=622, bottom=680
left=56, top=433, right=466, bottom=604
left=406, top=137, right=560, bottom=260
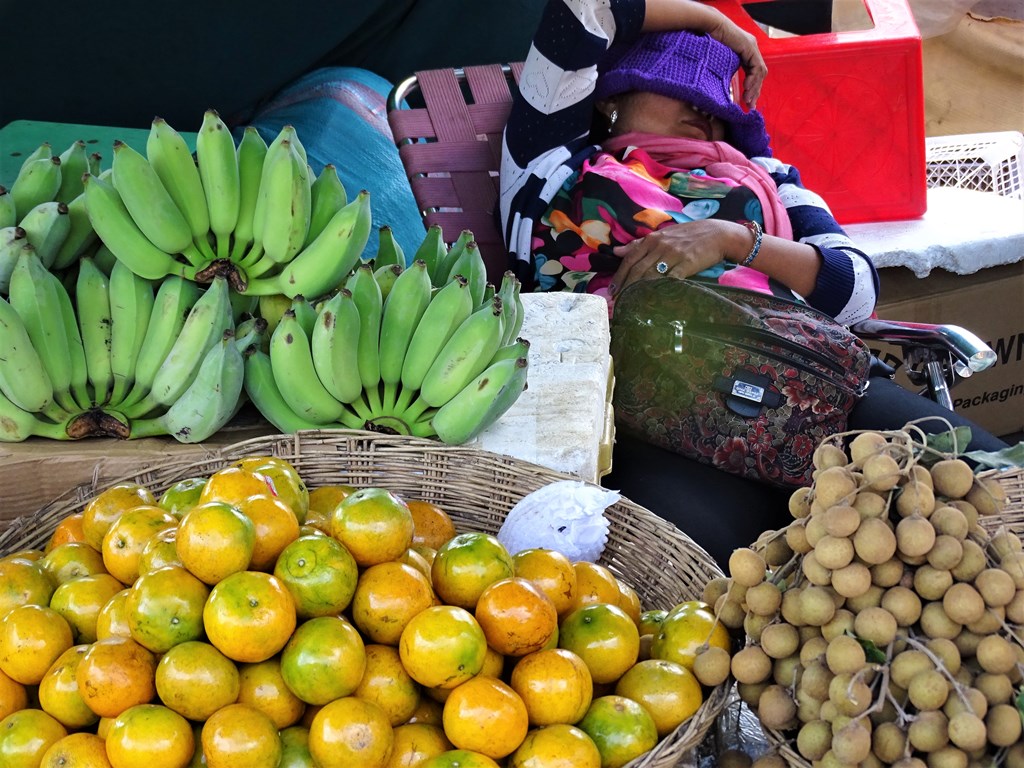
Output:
left=238, top=66, right=424, bottom=262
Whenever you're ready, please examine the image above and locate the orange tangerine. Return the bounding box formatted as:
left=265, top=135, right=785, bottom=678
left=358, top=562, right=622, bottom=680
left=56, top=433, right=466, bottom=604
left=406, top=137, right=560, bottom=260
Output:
left=0, top=548, right=44, bottom=563
left=82, top=483, right=157, bottom=551
left=399, top=605, right=487, bottom=690
left=237, top=657, right=307, bottom=729
left=0, top=708, right=68, bottom=768
left=280, top=615, right=366, bottom=705
left=235, top=493, right=301, bottom=572
left=0, top=604, right=74, bottom=685
left=0, top=557, right=56, bottom=617
left=615, top=578, right=642, bottom=627
left=387, top=722, right=452, bottom=768
left=39, top=731, right=112, bottom=768
left=45, top=513, right=87, bottom=552
left=203, top=570, right=296, bottom=663
left=75, top=635, right=157, bottom=719
left=511, top=548, right=577, bottom=617
left=614, top=658, right=703, bottom=737
left=407, top=499, right=458, bottom=550
left=558, top=603, right=640, bottom=685
left=38, top=644, right=99, bottom=730
left=199, top=466, right=276, bottom=507
left=400, top=547, right=433, bottom=580
left=442, top=676, right=529, bottom=760
left=40, top=542, right=107, bottom=586
left=232, top=456, right=310, bottom=524
left=125, top=565, right=209, bottom=653
left=201, top=702, right=282, bottom=768
left=419, top=751, right=501, bottom=768
left=354, top=644, right=422, bottom=726
left=106, top=703, right=195, bottom=768
left=479, top=645, right=506, bottom=679
left=0, top=667, right=27, bottom=720
left=304, top=485, right=354, bottom=533
left=352, top=561, right=435, bottom=646
left=566, top=562, right=621, bottom=613
left=176, top=501, right=256, bottom=585
left=474, top=577, right=558, bottom=657
left=50, top=573, right=127, bottom=644
left=308, top=696, right=394, bottom=768
left=278, top=725, right=314, bottom=768
left=101, top=505, right=177, bottom=586
left=157, top=476, right=208, bottom=518
left=406, top=695, right=445, bottom=727
left=576, top=695, right=658, bottom=768
left=431, top=532, right=514, bottom=611
left=95, top=588, right=132, bottom=640
left=638, top=609, right=669, bottom=638
left=331, top=487, right=415, bottom=567
left=273, top=534, right=359, bottom=619
left=507, top=724, right=602, bottom=768
left=137, top=527, right=181, bottom=575
left=155, top=641, right=240, bottom=722
left=509, top=648, right=593, bottom=726
left=649, top=602, right=730, bottom=672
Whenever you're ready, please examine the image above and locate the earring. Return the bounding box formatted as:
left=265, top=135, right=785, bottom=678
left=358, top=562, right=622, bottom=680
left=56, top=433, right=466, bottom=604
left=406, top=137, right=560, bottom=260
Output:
left=610, top=110, right=618, bottom=126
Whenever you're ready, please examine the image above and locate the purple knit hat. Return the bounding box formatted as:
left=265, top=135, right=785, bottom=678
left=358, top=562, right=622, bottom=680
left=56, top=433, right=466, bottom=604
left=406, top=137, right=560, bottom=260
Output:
left=596, top=30, right=772, bottom=158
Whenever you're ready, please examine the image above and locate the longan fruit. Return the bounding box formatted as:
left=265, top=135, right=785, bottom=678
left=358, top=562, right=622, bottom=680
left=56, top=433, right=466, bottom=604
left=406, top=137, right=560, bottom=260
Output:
left=788, top=485, right=813, bottom=519
left=751, top=755, right=788, bottom=768
left=946, top=710, right=987, bottom=752
left=692, top=645, right=731, bottom=687
left=919, top=601, right=962, bottom=640
left=927, top=745, right=970, bottom=768
left=853, top=606, right=898, bottom=647
left=802, top=551, right=833, bottom=586
left=942, top=582, right=986, bottom=625
left=1006, top=743, right=1024, bottom=768
left=902, top=463, right=934, bottom=490
left=952, top=629, right=983, bottom=659
left=758, top=684, right=798, bottom=731
left=814, top=441, right=850, bottom=471
left=702, top=576, right=731, bottom=607
left=930, top=506, right=969, bottom=540
left=862, top=452, right=902, bottom=492
left=853, top=490, right=888, bottom=519
left=799, top=636, right=829, bottom=666
left=796, top=719, right=832, bottom=761
left=799, top=585, right=837, bottom=627
left=805, top=514, right=828, bottom=549
left=744, top=581, right=783, bottom=617
left=975, top=634, right=1017, bottom=675
left=891, top=759, right=927, bottom=768
left=830, top=562, right=872, bottom=599
left=991, top=529, right=1024, bottom=559
left=950, top=539, right=987, bottom=582
left=1000, top=550, right=1024, bottom=589
left=714, top=592, right=746, bottom=630
left=966, top=604, right=1004, bottom=634
left=946, top=499, right=980, bottom=532
left=896, top=514, right=937, bottom=557
left=799, top=660, right=833, bottom=701
left=872, top=721, right=908, bottom=763
left=844, top=584, right=884, bottom=613
left=974, top=567, right=1016, bottom=607
left=890, top=650, right=929, bottom=691
left=908, top=669, right=950, bottom=711
left=731, top=644, right=773, bottom=685
left=824, top=634, right=866, bottom=676
left=831, top=719, right=872, bottom=764
left=815, top=535, right=855, bottom=571
left=930, top=459, right=974, bottom=500
left=965, top=477, right=1007, bottom=516
left=823, top=505, right=861, bottom=538
left=760, top=622, right=800, bottom=660
left=907, top=709, right=950, bottom=753
left=814, top=466, right=858, bottom=510
left=925, top=637, right=961, bottom=676
left=785, top=520, right=812, bottom=555
left=1005, top=587, right=1024, bottom=624
left=852, top=517, right=897, bottom=566
left=828, top=673, right=872, bottom=716
left=974, top=671, right=1014, bottom=706
left=881, top=585, right=922, bottom=627
left=849, top=431, right=888, bottom=467
left=820, top=608, right=855, bottom=642
left=897, top=482, right=936, bottom=519
left=927, top=534, right=964, bottom=571
left=780, top=586, right=804, bottom=626
left=870, top=556, right=905, bottom=587
left=772, top=654, right=801, bottom=688
left=729, top=547, right=767, bottom=588
left=736, top=681, right=769, bottom=710
left=763, top=537, right=793, bottom=567
left=744, top=611, right=773, bottom=642
left=986, top=702, right=1023, bottom=747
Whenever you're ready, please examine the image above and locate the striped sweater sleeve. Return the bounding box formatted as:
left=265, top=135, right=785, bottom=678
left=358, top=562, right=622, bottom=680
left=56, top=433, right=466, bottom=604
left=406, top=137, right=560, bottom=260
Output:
left=754, top=157, right=879, bottom=325
left=500, top=0, right=645, bottom=274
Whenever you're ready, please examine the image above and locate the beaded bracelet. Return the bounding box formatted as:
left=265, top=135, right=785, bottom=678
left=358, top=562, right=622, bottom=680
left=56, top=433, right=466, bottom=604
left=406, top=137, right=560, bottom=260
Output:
left=740, top=220, right=763, bottom=267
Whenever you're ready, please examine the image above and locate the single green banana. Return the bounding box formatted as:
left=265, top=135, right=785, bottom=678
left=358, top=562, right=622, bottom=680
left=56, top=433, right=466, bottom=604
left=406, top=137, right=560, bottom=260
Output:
left=229, top=291, right=259, bottom=323
left=146, top=276, right=233, bottom=408
left=257, top=140, right=310, bottom=267
left=496, top=271, right=523, bottom=347
left=111, top=139, right=199, bottom=263
left=11, top=155, right=62, bottom=220
left=269, top=308, right=351, bottom=425
left=196, top=109, right=241, bottom=261
left=508, top=275, right=525, bottom=344
left=0, top=385, right=71, bottom=441
left=398, top=274, right=474, bottom=402
left=373, top=262, right=403, bottom=303
left=290, top=294, right=318, bottom=338
left=92, top=243, right=118, bottom=276
left=82, top=173, right=191, bottom=281
left=17, top=142, right=52, bottom=166
left=230, top=126, right=269, bottom=263
left=18, top=201, right=70, bottom=269
left=445, top=239, right=488, bottom=308
left=88, top=152, right=102, bottom=176
left=417, top=296, right=505, bottom=408
left=0, top=293, right=54, bottom=413
left=0, top=226, right=26, bottom=294
left=272, top=125, right=308, bottom=166
left=256, top=189, right=371, bottom=300
left=306, top=164, right=347, bottom=248
left=51, top=191, right=98, bottom=270
left=52, top=268, right=92, bottom=411
left=413, top=223, right=447, bottom=285
left=146, top=117, right=214, bottom=261
left=56, top=141, right=90, bottom=204
left=257, top=293, right=292, bottom=340
left=344, top=262, right=383, bottom=402
left=373, top=225, right=404, bottom=269
left=243, top=347, right=324, bottom=433
left=9, top=245, right=77, bottom=413
left=119, top=275, right=203, bottom=410
left=488, top=337, right=531, bottom=366
left=75, top=256, right=115, bottom=407
left=377, top=259, right=432, bottom=411
left=234, top=316, right=268, bottom=352
left=430, top=356, right=529, bottom=444
left=242, top=129, right=293, bottom=270
left=133, top=330, right=245, bottom=443
left=107, top=259, right=156, bottom=407
left=0, top=187, right=15, bottom=229
left=310, top=288, right=363, bottom=405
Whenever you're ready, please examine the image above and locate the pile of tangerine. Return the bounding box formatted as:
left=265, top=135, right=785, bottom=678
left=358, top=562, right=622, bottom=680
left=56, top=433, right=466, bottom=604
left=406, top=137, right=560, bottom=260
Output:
left=0, top=455, right=732, bottom=768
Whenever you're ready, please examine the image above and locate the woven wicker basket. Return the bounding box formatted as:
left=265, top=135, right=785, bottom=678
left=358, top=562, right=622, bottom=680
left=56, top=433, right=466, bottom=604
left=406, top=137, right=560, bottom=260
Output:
left=977, top=465, right=1024, bottom=538
left=0, top=428, right=728, bottom=767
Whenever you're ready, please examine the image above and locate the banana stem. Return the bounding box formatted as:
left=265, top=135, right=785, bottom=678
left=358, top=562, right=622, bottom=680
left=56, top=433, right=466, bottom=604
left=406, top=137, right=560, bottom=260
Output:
left=54, top=391, right=80, bottom=415
left=108, top=377, right=130, bottom=410
left=71, top=383, right=94, bottom=412
left=41, top=400, right=72, bottom=424
left=335, top=406, right=365, bottom=431
left=245, top=252, right=278, bottom=280
left=230, top=237, right=254, bottom=265
left=381, top=381, right=399, bottom=416
left=239, top=242, right=265, bottom=270
left=121, top=393, right=159, bottom=420
left=399, top=393, right=431, bottom=425
left=409, top=416, right=437, bottom=439
left=216, top=233, right=230, bottom=262
left=365, top=383, right=383, bottom=415
left=194, top=235, right=217, bottom=263
left=182, top=243, right=207, bottom=269
left=349, top=392, right=374, bottom=423
left=393, top=384, right=415, bottom=416
left=128, top=416, right=169, bottom=439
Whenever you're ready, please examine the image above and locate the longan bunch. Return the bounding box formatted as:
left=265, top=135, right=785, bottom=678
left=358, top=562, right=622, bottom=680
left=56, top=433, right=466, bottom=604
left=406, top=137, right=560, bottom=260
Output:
left=707, top=428, right=1024, bottom=768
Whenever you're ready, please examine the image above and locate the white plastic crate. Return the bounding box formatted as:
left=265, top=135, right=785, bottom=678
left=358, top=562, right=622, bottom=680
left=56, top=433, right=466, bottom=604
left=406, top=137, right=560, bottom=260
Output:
left=925, top=131, right=1024, bottom=199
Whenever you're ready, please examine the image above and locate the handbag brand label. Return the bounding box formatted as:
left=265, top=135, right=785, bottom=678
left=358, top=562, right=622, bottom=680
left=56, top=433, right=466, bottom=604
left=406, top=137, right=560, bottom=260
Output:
left=732, top=380, right=765, bottom=403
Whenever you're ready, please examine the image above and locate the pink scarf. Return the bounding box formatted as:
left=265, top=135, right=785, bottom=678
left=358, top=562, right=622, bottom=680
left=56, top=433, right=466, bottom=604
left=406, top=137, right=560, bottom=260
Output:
left=602, top=132, right=793, bottom=240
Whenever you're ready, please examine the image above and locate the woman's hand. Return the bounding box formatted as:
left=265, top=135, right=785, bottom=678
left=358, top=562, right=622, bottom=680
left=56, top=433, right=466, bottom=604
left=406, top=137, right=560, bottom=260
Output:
left=704, top=16, right=766, bottom=108
left=608, top=220, right=749, bottom=295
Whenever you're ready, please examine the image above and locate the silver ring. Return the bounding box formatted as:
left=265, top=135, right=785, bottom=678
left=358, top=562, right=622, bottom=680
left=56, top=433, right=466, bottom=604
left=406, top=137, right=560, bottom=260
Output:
left=655, top=261, right=669, bottom=275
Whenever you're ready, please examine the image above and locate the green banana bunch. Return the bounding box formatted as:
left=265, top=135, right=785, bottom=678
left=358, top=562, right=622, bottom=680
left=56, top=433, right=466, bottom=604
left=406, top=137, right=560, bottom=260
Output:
left=196, top=109, right=240, bottom=261
left=243, top=347, right=324, bottom=433
left=252, top=139, right=310, bottom=269
left=428, top=356, right=529, bottom=444
left=0, top=387, right=72, bottom=441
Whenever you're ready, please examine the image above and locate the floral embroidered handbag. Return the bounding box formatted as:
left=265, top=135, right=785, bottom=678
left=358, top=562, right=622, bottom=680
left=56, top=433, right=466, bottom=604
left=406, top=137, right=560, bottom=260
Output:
left=610, top=277, right=872, bottom=488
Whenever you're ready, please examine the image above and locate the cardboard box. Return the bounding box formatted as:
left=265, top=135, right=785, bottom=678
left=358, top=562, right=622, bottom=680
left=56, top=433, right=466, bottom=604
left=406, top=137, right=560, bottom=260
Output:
left=870, top=262, right=1024, bottom=438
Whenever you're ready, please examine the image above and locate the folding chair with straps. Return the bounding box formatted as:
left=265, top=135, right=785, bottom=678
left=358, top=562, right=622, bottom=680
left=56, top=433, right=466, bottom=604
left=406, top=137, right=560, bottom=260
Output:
left=385, top=64, right=996, bottom=409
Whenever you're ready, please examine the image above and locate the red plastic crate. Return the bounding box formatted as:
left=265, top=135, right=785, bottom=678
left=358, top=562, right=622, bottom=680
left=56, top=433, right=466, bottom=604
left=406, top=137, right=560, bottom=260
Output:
left=706, top=0, right=927, bottom=224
